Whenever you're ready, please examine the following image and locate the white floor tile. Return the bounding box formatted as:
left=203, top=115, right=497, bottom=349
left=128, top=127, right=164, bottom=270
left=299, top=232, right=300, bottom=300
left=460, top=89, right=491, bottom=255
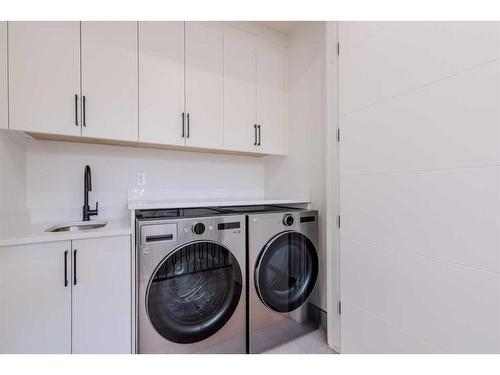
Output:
left=263, top=329, right=336, bottom=354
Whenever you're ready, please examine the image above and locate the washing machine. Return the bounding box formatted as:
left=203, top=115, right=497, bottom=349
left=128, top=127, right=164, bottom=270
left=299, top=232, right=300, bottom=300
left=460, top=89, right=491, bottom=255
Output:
left=136, top=208, right=246, bottom=353
left=220, top=205, right=320, bottom=353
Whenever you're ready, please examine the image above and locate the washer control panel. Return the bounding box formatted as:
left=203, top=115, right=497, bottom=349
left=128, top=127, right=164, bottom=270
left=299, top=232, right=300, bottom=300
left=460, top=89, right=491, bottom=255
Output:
left=283, top=214, right=294, bottom=227
left=192, top=222, right=206, bottom=235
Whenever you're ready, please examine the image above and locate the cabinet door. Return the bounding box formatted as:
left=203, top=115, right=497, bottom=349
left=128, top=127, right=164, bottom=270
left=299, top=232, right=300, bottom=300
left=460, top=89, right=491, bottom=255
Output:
left=0, top=241, right=72, bottom=353
left=72, top=236, right=131, bottom=354
left=8, top=21, right=81, bottom=136
left=223, top=30, right=257, bottom=152
left=81, top=22, right=138, bottom=142
left=139, top=22, right=185, bottom=146
left=185, top=22, right=223, bottom=149
left=0, top=22, right=7, bottom=130
left=256, top=44, right=286, bottom=155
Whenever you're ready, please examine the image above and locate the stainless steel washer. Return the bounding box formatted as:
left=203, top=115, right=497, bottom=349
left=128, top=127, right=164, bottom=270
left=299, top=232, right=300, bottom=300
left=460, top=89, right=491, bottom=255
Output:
left=136, top=208, right=246, bottom=354
left=222, top=206, right=320, bottom=353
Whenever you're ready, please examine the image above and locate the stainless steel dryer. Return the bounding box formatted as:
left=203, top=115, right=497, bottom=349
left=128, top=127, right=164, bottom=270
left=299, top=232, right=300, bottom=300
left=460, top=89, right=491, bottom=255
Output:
left=221, top=206, right=320, bottom=353
left=136, top=208, right=246, bottom=354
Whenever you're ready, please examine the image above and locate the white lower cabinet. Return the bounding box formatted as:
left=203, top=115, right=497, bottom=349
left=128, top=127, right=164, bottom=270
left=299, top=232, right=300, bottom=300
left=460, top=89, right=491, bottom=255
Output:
left=72, top=236, right=131, bottom=354
left=0, top=241, right=72, bottom=353
left=0, top=235, right=131, bottom=354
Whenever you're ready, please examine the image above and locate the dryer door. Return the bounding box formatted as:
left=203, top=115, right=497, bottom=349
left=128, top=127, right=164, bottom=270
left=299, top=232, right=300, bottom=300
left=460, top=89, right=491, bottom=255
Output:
left=255, top=231, right=319, bottom=313
left=146, top=241, right=242, bottom=344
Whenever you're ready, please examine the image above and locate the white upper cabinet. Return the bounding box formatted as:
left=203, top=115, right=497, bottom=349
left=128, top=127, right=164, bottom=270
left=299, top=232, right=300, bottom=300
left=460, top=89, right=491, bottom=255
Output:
left=71, top=236, right=131, bottom=354
left=256, top=43, right=286, bottom=155
left=8, top=22, right=81, bottom=136
left=185, top=22, right=224, bottom=149
left=81, top=21, right=138, bottom=142
left=0, top=241, right=72, bottom=354
left=223, top=27, right=287, bottom=155
left=5, top=21, right=287, bottom=155
left=223, top=29, right=258, bottom=152
left=0, top=22, right=7, bottom=130
left=139, top=21, right=185, bottom=146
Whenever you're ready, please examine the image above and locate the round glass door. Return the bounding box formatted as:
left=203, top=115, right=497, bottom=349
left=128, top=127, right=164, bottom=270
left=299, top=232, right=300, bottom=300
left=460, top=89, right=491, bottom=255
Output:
left=255, top=231, right=318, bottom=313
left=146, top=241, right=242, bottom=344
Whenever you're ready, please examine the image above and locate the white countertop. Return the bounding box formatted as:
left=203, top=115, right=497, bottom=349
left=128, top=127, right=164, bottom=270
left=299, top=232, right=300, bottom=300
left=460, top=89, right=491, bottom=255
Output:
left=0, top=198, right=308, bottom=247
left=0, top=217, right=132, bottom=247
left=128, top=198, right=310, bottom=210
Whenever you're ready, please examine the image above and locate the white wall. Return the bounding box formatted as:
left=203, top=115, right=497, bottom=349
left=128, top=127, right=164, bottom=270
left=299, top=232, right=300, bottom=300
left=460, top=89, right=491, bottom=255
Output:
left=0, top=130, right=27, bottom=222
left=339, top=22, right=500, bottom=353
left=27, top=140, right=265, bottom=223
left=264, top=22, right=328, bottom=311
left=0, top=22, right=7, bottom=130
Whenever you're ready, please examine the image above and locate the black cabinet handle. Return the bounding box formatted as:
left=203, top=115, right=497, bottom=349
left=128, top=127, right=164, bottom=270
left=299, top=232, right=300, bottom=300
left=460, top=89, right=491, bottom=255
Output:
left=182, top=112, right=185, bottom=138
left=82, top=96, right=86, bottom=127
left=257, top=125, right=261, bottom=146
left=64, top=250, right=68, bottom=287
left=254, top=124, right=257, bottom=146
left=74, top=95, right=78, bottom=126
left=73, top=249, right=77, bottom=285
left=187, top=113, right=190, bottom=138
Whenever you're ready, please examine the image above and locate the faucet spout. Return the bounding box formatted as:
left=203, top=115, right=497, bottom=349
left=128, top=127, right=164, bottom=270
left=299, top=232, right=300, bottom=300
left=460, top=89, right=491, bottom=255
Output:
left=83, top=165, right=98, bottom=221
left=85, top=165, right=92, bottom=192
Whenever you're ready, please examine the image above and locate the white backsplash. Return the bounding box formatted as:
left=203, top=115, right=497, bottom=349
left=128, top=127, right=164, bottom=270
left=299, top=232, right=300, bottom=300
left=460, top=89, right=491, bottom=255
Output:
left=128, top=187, right=265, bottom=203
left=26, top=139, right=266, bottom=223
left=0, top=130, right=28, bottom=226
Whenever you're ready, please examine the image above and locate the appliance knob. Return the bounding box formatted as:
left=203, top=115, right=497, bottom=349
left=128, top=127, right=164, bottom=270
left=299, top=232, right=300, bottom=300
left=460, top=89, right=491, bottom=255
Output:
left=283, top=214, right=294, bottom=227
left=192, top=223, right=205, bottom=235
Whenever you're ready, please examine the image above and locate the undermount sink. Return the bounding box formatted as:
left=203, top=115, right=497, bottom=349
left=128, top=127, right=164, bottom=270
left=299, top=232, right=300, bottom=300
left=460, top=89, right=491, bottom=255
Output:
left=45, top=221, right=108, bottom=233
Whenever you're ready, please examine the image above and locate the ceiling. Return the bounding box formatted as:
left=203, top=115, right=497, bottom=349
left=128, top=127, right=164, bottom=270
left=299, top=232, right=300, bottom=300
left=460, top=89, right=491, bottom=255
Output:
left=257, top=21, right=301, bottom=35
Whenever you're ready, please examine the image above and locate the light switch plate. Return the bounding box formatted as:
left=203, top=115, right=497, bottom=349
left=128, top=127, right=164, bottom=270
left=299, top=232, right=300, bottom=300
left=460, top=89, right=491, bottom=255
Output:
left=137, top=173, right=146, bottom=186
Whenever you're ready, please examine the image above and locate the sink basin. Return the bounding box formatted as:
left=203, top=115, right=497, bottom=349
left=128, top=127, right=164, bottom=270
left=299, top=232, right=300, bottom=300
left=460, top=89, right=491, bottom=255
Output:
left=45, top=221, right=108, bottom=233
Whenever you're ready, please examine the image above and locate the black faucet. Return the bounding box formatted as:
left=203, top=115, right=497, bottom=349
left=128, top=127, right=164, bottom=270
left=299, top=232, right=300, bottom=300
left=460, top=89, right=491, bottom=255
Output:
left=83, top=165, right=98, bottom=221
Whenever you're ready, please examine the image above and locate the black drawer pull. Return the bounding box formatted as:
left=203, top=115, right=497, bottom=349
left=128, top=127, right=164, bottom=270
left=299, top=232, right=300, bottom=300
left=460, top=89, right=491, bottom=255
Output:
left=73, top=249, right=77, bottom=285
left=74, top=95, right=78, bottom=126
left=82, top=96, right=86, bottom=127
left=64, top=250, right=68, bottom=287
left=182, top=112, right=185, bottom=138
left=146, top=234, right=174, bottom=243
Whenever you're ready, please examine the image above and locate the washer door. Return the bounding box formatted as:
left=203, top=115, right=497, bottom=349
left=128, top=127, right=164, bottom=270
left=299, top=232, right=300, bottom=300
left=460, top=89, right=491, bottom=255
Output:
left=255, top=231, right=319, bottom=313
left=146, top=241, right=242, bottom=344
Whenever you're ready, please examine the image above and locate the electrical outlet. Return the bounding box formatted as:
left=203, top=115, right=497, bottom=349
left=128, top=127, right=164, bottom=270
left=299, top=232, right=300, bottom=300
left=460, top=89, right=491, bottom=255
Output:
left=137, top=173, right=146, bottom=186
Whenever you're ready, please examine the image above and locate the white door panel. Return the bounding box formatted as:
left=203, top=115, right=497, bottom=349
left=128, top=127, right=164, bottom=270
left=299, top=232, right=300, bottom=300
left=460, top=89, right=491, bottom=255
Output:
left=139, top=21, right=185, bottom=146
left=340, top=60, right=500, bottom=176
left=340, top=22, right=500, bottom=115
left=8, top=21, right=81, bottom=135
left=81, top=21, right=138, bottom=141
left=339, top=21, right=500, bottom=353
left=0, top=22, right=7, bottom=129
left=185, top=22, right=223, bottom=149
left=0, top=241, right=72, bottom=353
left=71, top=236, right=131, bottom=354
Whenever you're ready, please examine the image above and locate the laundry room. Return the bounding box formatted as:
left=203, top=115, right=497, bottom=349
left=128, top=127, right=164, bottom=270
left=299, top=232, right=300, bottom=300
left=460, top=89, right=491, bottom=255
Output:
left=0, top=18, right=332, bottom=355
left=1, top=1, right=500, bottom=375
